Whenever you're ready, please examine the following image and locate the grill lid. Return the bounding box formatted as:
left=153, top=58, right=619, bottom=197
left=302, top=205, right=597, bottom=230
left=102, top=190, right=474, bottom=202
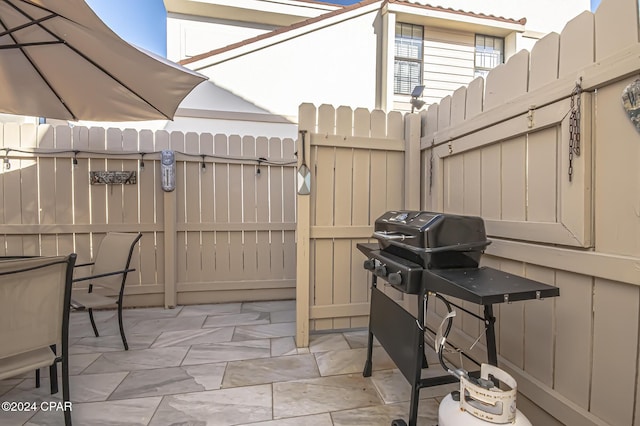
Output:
left=373, top=211, right=490, bottom=268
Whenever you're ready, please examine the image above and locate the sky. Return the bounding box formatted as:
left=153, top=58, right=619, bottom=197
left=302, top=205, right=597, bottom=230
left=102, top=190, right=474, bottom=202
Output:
left=87, top=0, right=602, bottom=57
left=85, top=0, right=168, bottom=56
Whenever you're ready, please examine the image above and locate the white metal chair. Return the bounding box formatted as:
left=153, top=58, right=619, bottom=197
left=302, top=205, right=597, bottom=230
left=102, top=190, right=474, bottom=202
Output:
left=0, top=254, right=76, bottom=426
left=71, top=232, right=142, bottom=350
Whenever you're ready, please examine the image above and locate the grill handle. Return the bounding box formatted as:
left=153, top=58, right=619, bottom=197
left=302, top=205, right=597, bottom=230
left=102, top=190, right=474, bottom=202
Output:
left=373, top=231, right=416, bottom=241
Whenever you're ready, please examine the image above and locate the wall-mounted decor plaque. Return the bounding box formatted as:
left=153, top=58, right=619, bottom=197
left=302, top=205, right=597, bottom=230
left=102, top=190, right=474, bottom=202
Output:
left=89, top=171, right=137, bottom=185
left=622, top=78, right=640, bottom=133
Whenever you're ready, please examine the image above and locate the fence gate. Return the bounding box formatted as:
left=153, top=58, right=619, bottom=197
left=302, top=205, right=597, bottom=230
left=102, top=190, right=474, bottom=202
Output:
left=295, top=103, right=421, bottom=347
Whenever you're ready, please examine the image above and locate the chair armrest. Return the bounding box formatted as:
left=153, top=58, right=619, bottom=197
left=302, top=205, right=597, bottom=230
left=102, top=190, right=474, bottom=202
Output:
left=74, top=262, right=95, bottom=268
left=72, top=267, right=136, bottom=283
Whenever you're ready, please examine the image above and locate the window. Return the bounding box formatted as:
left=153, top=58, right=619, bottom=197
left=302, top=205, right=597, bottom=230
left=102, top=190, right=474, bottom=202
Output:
left=474, top=34, right=504, bottom=78
left=394, top=23, right=423, bottom=95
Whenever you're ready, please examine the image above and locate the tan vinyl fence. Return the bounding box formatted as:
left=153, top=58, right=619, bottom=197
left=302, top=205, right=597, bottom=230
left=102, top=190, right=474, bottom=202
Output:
left=0, top=124, right=296, bottom=307
left=418, top=1, right=640, bottom=424
left=296, top=0, right=640, bottom=424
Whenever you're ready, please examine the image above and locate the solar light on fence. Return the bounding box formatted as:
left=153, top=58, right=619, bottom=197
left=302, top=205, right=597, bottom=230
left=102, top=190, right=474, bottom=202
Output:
left=410, top=85, right=425, bottom=113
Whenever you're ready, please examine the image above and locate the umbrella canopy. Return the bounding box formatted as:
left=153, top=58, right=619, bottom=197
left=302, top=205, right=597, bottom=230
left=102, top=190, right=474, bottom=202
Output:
left=0, top=0, right=207, bottom=121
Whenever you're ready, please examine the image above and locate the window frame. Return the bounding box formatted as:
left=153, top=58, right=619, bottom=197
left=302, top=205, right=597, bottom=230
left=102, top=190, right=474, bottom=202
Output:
left=474, top=34, right=505, bottom=78
left=394, top=22, right=424, bottom=95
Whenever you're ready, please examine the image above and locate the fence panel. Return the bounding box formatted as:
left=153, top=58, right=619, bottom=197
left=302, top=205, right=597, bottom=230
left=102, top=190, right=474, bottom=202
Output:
left=0, top=123, right=296, bottom=306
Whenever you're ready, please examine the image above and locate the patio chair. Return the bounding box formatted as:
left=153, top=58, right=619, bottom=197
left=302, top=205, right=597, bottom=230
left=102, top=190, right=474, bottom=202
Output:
left=71, top=232, right=142, bottom=351
left=0, top=254, right=76, bottom=426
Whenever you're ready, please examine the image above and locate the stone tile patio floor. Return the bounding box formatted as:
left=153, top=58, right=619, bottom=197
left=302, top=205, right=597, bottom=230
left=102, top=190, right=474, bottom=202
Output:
left=0, top=300, right=458, bottom=425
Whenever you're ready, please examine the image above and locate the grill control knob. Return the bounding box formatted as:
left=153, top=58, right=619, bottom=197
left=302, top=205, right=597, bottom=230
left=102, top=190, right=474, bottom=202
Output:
left=363, top=259, right=375, bottom=271
left=388, top=272, right=402, bottom=286
left=375, top=265, right=388, bottom=277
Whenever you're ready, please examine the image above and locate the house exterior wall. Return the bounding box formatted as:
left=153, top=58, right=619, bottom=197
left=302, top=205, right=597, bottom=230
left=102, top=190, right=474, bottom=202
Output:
left=193, top=9, right=382, bottom=120
left=165, top=0, right=339, bottom=62
left=423, top=28, right=475, bottom=102
left=167, top=1, right=590, bottom=135
left=182, top=4, right=525, bottom=120
left=69, top=80, right=299, bottom=139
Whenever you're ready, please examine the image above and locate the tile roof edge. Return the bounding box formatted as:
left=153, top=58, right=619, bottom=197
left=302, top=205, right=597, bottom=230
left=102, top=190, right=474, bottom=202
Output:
left=388, top=0, right=527, bottom=26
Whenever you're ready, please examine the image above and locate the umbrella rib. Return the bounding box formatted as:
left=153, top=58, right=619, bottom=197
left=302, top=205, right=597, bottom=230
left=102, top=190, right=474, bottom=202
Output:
left=0, top=12, right=55, bottom=37
left=1, top=0, right=78, bottom=120
left=0, top=40, right=62, bottom=49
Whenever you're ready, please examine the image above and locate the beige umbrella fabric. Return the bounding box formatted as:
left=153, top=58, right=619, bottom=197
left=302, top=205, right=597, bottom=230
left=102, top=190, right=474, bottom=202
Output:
left=0, top=0, right=207, bottom=121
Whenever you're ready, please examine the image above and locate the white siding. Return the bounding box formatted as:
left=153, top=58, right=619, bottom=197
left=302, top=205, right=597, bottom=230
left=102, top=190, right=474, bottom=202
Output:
left=395, top=27, right=476, bottom=109
left=423, top=28, right=480, bottom=105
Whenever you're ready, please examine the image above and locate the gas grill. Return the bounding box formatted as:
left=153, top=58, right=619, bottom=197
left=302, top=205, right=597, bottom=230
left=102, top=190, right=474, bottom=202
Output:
left=364, top=211, right=490, bottom=294
left=357, top=211, right=560, bottom=426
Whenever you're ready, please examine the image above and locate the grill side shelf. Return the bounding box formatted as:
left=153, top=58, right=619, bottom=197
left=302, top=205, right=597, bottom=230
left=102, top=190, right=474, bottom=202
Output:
left=424, top=267, right=560, bottom=305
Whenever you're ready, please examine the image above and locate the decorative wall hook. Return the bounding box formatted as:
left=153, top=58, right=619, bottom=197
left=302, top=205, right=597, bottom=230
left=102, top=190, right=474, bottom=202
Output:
left=527, top=106, right=535, bottom=128
left=256, top=157, right=267, bottom=176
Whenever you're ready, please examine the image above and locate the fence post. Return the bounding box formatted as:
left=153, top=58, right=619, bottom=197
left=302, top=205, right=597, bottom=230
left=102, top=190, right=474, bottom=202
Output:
left=164, top=190, right=177, bottom=308
left=296, top=103, right=315, bottom=348
left=404, top=113, right=421, bottom=210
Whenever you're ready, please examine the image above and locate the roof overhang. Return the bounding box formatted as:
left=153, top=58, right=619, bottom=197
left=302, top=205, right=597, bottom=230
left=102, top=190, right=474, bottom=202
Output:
left=164, top=0, right=340, bottom=26
left=384, top=1, right=525, bottom=37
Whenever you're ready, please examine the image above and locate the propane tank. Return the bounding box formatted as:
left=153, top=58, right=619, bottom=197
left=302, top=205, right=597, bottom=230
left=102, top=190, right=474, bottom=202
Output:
left=438, top=364, right=532, bottom=426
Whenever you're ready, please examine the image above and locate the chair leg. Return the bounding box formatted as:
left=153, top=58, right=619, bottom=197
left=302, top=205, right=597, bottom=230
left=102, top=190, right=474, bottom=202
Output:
left=49, top=364, right=59, bottom=394
left=62, top=355, right=72, bottom=425
left=49, top=345, right=58, bottom=394
left=88, top=308, right=99, bottom=337
left=35, top=369, right=40, bottom=388
left=117, top=302, right=128, bottom=350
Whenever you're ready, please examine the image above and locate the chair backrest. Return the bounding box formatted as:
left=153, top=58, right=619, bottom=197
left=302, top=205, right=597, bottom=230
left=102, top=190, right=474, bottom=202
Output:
left=0, top=255, right=76, bottom=360
left=90, top=232, right=142, bottom=291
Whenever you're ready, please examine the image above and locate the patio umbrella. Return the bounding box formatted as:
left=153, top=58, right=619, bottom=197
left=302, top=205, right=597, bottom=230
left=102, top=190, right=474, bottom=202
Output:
left=0, top=0, right=207, bottom=121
